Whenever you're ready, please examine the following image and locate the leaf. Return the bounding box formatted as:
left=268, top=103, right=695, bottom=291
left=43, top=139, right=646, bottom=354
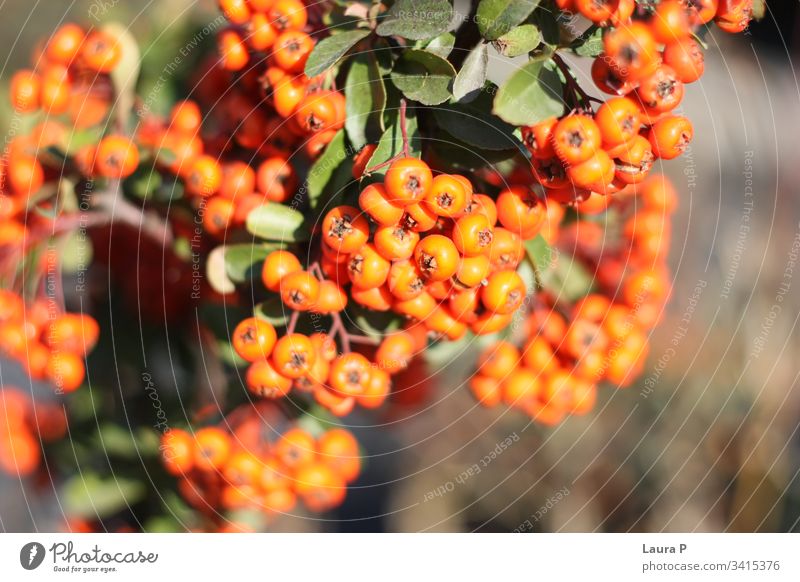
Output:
left=425, top=31, right=456, bottom=58
left=430, top=133, right=518, bottom=171
left=376, top=0, right=454, bottom=41
left=476, top=0, right=541, bottom=41
left=304, top=28, right=372, bottom=78
left=307, top=130, right=353, bottom=210
left=63, top=473, right=145, bottom=519
left=246, top=203, right=309, bottom=242
left=101, top=23, right=141, bottom=130
left=207, top=246, right=237, bottom=295
left=390, top=49, right=456, bottom=106
left=345, top=54, right=386, bottom=150
left=124, top=165, right=163, bottom=200
left=224, top=243, right=284, bottom=283
left=364, top=107, right=422, bottom=178
left=433, top=101, right=521, bottom=150
left=453, top=42, right=488, bottom=102
left=494, top=24, right=540, bottom=57
left=570, top=25, right=603, bottom=58
left=349, top=305, right=402, bottom=339
left=254, top=295, right=290, bottom=327
left=540, top=250, right=594, bottom=302
left=493, top=57, right=564, bottom=126
left=533, top=7, right=560, bottom=49
left=524, top=234, right=553, bottom=289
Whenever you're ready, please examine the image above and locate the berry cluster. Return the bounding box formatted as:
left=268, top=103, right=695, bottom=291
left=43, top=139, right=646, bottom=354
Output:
left=160, top=405, right=359, bottom=520
left=325, top=157, right=539, bottom=338
left=0, top=387, right=67, bottom=476
left=127, top=0, right=346, bottom=239
left=230, top=250, right=397, bottom=416
left=530, top=0, right=751, bottom=199
left=470, top=175, right=676, bottom=424
left=0, top=291, right=98, bottom=393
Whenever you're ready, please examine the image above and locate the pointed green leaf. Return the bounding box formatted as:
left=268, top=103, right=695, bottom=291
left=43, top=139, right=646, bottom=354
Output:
left=476, top=0, right=541, bottom=41
left=224, top=243, right=285, bottom=283
left=307, top=129, right=353, bottom=209
left=345, top=54, right=386, bottom=150
left=390, top=49, right=455, bottom=106
left=63, top=473, right=145, bottom=519
left=493, top=57, right=564, bottom=126
left=304, top=29, right=372, bottom=78
left=453, top=42, right=489, bottom=102
left=425, top=31, right=456, bottom=58
left=570, top=25, right=603, bottom=58
left=433, top=101, right=520, bottom=150
left=494, top=24, right=540, bottom=57
left=246, top=203, right=309, bottom=242
left=376, top=0, right=454, bottom=41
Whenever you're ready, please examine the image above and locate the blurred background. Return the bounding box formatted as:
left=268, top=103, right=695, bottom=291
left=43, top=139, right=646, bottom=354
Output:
left=1, top=0, right=800, bottom=532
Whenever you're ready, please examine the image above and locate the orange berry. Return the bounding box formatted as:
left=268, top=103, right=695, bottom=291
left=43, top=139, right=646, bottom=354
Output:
left=413, top=235, right=459, bottom=282
left=384, top=157, right=433, bottom=206
left=481, top=270, right=526, bottom=314
left=232, top=317, right=278, bottom=362
left=246, top=359, right=293, bottom=398
left=271, top=334, right=316, bottom=379
left=261, top=250, right=302, bottom=292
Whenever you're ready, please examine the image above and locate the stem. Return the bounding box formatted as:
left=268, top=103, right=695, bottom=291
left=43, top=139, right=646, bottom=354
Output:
left=400, top=99, right=410, bottom=157
left=286, top=309, right=300, bottom=334
left=552, top=54, right=597, bottom=112
left=362, top=99, right=412, bottom=175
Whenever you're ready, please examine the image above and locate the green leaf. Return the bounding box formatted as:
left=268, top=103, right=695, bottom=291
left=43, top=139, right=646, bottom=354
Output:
left=304, top=29, right=372, bottom=78
left=376, top=0, right=454, bottom=41
left=364, top=107, right=422, bottom=178
left=524, top=234, right=552, bottom=289
left=453, top=42, right=488, bottom=102
left=390, top=49, right=455, bottom=106
left=345, top=54, right=386, bottom=150
left=425, top=31, right=456, bottom=59
left=224, top=243, right=284, bottom=283
left=433, top=101, right=520, bottom=150
left=493, top=57, right=564, bottom=126
left=430, top=133, right=518, bottom=171
left=540, top=250, right=595, bottom=302
left=570, top=25, right=603, bottom=58
left=476, top=0, right=541, bottom=41
left=246, top=203, right=309, bottom=242
left=124, top=165, right=163, bottom=200
left=349, top=304, right=402, bottom=339
left=254, top=295, right=290, bottom=327
left=63, top=473, right=145, bottom=519
left=101, top=23, right=141, bottom=130
left=307, top=130, right=353, bottom=209
left=494, top=24, right=540, bottom=57
left=533, top=7, right=560, bottom=49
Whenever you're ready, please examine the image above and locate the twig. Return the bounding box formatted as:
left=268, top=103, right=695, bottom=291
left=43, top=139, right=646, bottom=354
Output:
left=552, top=54, right=597, bottom=112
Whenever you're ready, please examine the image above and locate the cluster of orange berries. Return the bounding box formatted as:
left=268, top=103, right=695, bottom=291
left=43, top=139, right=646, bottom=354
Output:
left=9, top=23, right=121, bottom=117
left=0, top=387, right=67, bottom=476
left=4, top=23, right=132, bottom=191
left=0, top=291, right=98, bottom=393
left=160, top=407, right=359, bottom=517
left=228, top=249, right=399, bottom=417
left=131, top=0, right=346, bottom=239
left=531, top=0, right=753, bottom=198
left=470, top=174, right=676, bottom=424
left=321, top=157, right=545, bottom=340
